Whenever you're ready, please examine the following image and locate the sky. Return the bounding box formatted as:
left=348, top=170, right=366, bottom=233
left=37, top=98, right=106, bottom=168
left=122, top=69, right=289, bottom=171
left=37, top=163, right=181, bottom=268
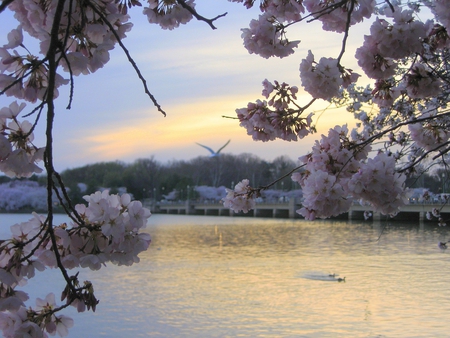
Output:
left=0, top=1, right=372, bottom=171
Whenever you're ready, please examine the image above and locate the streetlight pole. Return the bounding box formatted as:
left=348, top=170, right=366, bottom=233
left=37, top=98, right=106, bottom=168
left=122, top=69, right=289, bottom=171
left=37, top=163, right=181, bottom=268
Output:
left=443, top=173, right=446, bottom=194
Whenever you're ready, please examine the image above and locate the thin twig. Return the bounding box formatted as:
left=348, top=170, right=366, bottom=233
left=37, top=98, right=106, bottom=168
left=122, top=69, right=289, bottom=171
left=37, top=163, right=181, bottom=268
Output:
left=87, top=0, right=167, bottom=116
left=399, top=140, right=450, bottom=174
left=258, top=163, right=306, bottom=191
left=0, top=58, right=48, bottom=97
left=176, top=0, right=227, bottom=30
left=350, top=110, right=450, bottom=153
left=52, top=171, right=86, bottom=225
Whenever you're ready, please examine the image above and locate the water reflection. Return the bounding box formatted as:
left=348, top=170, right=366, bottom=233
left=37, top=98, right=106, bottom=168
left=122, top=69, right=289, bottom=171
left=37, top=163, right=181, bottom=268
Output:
left=3, top=214, right=450, bottom=337
left=96, top=216, right=450, bottom=337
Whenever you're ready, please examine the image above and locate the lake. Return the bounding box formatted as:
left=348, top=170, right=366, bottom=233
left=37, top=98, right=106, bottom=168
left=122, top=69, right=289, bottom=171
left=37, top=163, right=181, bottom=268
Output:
left=1, top=213, right=449, bottom=337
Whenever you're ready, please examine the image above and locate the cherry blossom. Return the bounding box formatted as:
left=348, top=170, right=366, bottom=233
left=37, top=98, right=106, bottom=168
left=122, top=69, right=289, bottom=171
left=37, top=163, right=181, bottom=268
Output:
left=300, top=50, right=360, bottom=100
left=408, top=110, right=450, bottom=151
left=304, top=0, right=375, bottom=33
left=236, top=79, right=314, bottom=141
left=225, top=0, right=450, bottom=221
left=404, top=63, right=442, bottom=99
left=241, top=13, right=300, bottom=59
left=261, top=0, right=304, bottom=22
left=222, top=179, right=256, bottom=213
left=3, top=0, right=450, bottom=336
left=0, top=101, right=46, bottom=177
left=290, top=124, right=409, bottom=219
left=297, top=169, right=352, bottom=220
left=143, top=0, right=194, bottom=30
left=0, top=191, right=150, bottom=337
left=347, top=152, right=409, bottom=216
left=433, top=0, right=450, bottom=33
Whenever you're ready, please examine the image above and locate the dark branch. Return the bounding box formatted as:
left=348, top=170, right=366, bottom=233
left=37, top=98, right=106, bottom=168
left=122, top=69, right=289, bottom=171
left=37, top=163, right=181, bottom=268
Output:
left=336, top=0, right=355, bottom=64
left=87, top=0, right=167, bottom=116
left=258, top=163, right=306, bottom=191
left=176, top=0, right=227, bottom=30
left=52, top=171, right=86, bottom=225
left=44, top=0, right=79, bottom=297
left=350, top=110, right=450, bottom=153
left=0, top=0, right=14, bottom=13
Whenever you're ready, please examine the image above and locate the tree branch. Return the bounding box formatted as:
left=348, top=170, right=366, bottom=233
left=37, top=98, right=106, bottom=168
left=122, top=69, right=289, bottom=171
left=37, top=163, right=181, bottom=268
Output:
left=44, top=0, right=79, bottom=297
left=176, top=0, right=227, bottom=30
left=336, top=0, right=355, bottom=64
left=0, top=0, right=14, bottom=13
left=87, top=0, right=167, bottom=116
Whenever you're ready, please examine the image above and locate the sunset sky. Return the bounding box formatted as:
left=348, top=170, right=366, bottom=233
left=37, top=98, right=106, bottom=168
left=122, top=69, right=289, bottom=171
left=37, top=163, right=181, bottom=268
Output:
left=1, top=1, right=372, bottom=171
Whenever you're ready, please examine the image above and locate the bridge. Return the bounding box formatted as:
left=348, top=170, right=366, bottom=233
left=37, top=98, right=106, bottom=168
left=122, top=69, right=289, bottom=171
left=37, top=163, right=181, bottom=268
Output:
left=144, top=199, right=450, bottom=222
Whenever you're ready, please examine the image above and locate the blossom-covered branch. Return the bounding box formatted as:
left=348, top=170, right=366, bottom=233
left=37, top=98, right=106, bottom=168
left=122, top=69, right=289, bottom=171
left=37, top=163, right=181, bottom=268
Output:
left=224, top=0, right=450, bottom=221
left=3, top=0, right=450, bottom=336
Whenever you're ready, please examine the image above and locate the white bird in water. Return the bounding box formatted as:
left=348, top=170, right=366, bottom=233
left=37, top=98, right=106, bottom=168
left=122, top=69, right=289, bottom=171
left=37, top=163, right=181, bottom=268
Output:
left=196, top=140, right=231, bottom=157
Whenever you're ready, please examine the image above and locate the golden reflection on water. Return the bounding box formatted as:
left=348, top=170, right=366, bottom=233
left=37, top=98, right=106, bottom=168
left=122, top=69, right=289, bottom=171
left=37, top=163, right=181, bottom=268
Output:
left=7, top=214, right=449, bottom=337
left=68, top=215, right=450, bottom=338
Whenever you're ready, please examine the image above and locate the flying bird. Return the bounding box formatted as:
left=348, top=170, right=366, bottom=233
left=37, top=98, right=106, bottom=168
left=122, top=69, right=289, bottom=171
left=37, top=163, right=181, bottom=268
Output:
left=196, top=140, right=231, bottom=157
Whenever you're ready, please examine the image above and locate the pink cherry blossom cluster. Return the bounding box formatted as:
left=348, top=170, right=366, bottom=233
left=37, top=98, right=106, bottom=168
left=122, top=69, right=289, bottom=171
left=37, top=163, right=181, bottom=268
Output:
left=300, top=50, right=360, bottom=100
left=295, top=168, right=353, bottom=220
left=260, top=0, right=305, bottom=22
left=0, top=293, right=74, bottom=338
left=241, top=13, right=300, bottom=59
left=346, top=152, right=409, bottom=215
left=222, top=179, right=256, bottom=213
left=404, top=63, right=442, bottom=100
left=236, top=79, right=314, bottom=141
left=0, top=101, right=44, bottom=178
left=227, top=0, right=450, bottom=223
left=408, top=110, right=450, bottom=151
left=143, top=0, right=195, bottom=30
left=294, top=127, right=408, bottom=220
left=2, top=0, right=133, bottom=91
left=304, top=0, right=375, bottom=33
left=0, top=29, right=69, bottom=103
left=356, top=8, right=433, bottom=77
left=233, top=0, right=304, bottom=25
left=0, top=191, right=151, bottom=337
left=433, top=0, right=450, bottom=33
left=352, top=6, right=448, bottom=109
left=222, top=124, right=410, bottom=219
left=232, top=0, right=305, bottom=59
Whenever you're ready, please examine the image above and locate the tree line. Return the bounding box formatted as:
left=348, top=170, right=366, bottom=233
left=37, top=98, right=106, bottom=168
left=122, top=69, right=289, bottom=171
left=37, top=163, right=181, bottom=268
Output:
left=0, top=153, right=447, bottom=207
left=56, top=153, right=300, bottom=204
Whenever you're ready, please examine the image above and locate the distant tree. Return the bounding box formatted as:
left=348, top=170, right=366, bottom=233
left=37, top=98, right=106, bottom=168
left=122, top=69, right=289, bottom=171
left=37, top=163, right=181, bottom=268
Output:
left=123, top=157, right=162, bottom=200
left=0, top=175, right=11, bottom=184
left=270, top=155, right=299, bottom=190
left=61, top=161, right=127, bottom=194
left=0, top=180, right=54, bottom=211
left=231, top=153, right=272, bottom=187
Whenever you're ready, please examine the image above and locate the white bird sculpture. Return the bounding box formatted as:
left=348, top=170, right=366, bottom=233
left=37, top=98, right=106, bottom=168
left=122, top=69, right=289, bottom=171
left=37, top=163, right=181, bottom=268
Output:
left=196, top=140, right=231, bottom=157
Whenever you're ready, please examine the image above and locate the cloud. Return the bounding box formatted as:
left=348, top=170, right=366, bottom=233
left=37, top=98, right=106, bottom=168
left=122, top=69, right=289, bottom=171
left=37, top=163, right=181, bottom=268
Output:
left=1, top=2, right=368, bottom=171
left=55, top=87, right=352, bottom=169
left=58, top=95, right=244, bottom=165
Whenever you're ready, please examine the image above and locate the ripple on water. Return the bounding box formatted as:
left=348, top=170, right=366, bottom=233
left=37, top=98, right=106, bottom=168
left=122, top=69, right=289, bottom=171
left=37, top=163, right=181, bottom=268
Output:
left=5, top=214, right=450, bottom=337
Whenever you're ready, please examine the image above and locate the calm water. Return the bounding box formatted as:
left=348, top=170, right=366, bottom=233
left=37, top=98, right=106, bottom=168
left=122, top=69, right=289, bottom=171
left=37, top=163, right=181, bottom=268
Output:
left=1, top=213, right=450, bottom=337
